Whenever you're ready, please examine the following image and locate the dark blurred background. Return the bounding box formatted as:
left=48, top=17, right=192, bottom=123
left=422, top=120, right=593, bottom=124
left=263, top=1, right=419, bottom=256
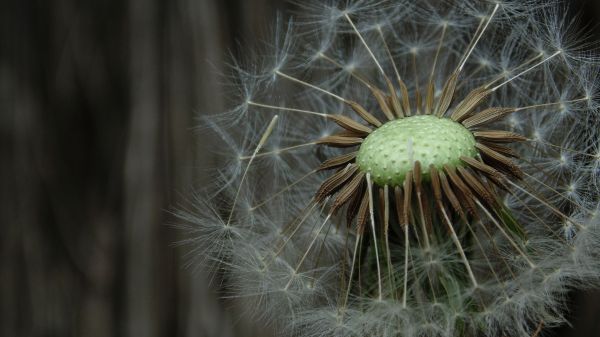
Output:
left=1, top=0, right=600, bottom=336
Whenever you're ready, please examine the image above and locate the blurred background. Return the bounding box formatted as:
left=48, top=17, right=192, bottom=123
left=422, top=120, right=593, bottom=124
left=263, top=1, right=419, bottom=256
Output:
left=2, top=0, right=600, bottom=336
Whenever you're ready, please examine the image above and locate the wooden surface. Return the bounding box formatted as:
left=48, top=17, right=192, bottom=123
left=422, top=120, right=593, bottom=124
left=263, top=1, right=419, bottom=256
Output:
left=1, top=0, right=599, bottom=336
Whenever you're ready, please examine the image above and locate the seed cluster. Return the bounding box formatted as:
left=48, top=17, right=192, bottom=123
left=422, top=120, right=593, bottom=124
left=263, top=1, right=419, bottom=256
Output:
left=314, top=65, right=528, bottom=237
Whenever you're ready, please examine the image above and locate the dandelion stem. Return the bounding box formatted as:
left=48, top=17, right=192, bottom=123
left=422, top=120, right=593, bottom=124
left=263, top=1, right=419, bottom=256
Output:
left=248, top=101, right=329, bottom=118
left=458, top=4, right=500, bottom=72
left=484, top=53, right=544, bottom=88
left=462, top=218, right=509, bottom=288
left=415, top=188, right=431, bottom=250
left=342, top=233, right=362, bottom=310
left=439, top=203, right=479, bottom=287
left=344, top=13, right=387, bottom=77
left=239, top=142, right=317, bottom=160
left=526, top=137, right=599, bottom=159
left=382, top=185, right=396, bottom=299
left=250, top=170, right=317, bottom=211
left=532, top=321, right=544, bottom=337
left=318, top=52, right=375, bottom=89
left=284, top=211, right=333, bottom=290
left=412, top=51, right=421, bottom=113
left=376, top=27, right=403, bottom=87
left=402, top=224, right=409, bottom=308
left=226, top=116, right=278, bottom=226
left=275, top=70, right=348, bottom=103
left=430, top=23, right=448, bottom=82
left=506, top=188, right=567, bottom=243
left=457, top=16, right=485, bottom=72
left=457, top=64, right=485, bottom=91
left=265, top=201, right=320, bottom=268
left=310, top=217, right=335, bottom=286
left=514, top=97, right=589, bottom=112
left=522, top=171, right=595, bottom=214
left=491, top=51, right=562, bottom=91
left=476, top=199, right=536, bottom=268
left=506, top=179, right=583, bottom=229
left=366, top=173, right=384, bottom=301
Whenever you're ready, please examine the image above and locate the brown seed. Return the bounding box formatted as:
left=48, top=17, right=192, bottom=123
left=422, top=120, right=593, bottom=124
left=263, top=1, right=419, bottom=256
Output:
left=479, top=141, right=519, bottom=158
left=399, top=79, right=412, bottom=116
left=439, top=170, right=468, bottom=221
left=425, top=80, right=435, bottom=114
left=462, top=107, right=517, bottom=129
left=385, top=78, right=404, bottom=118
left=476, top=143, right=524, bottom=179
left=457, top=166, right=496, bottom=206
left=444, top=165, right=478, bottom=216
left=451, top=87, right=492, bottom=122
left=356, top=188, right=370, bottom=234
left=316, top=135, right=364, bottom=148
left=319, top=152, right=357, bottom=171
left=413, top=161, right=423, bottom=191
left=371, top=87, right=396, bottom=121
left=332, top=172, right=366, bottom=213
left=346, top=180, right=366, bottom=227
left=436, top=72, right=459, bottom=117
left=315, top=165, right=359, bottom=202
left=347, top=101, right=383, bottom=127
left=474, top=130, right=527, bottom=143
left=460, top=156, right=507, bottom=189
left=394, top=186, right=405, bottom=227
left=429, top=165, right=443, bottom=202
left=327, top=115, right=373, bottom=135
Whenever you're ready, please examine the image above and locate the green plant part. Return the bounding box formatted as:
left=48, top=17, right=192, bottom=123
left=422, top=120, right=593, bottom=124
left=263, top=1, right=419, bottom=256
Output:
left=356, top=115, right=477, bottom=186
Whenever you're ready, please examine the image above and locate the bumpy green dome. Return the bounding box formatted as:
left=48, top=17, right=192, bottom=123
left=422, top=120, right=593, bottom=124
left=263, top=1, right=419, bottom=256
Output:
left=356, top=115, right=477, bottom=186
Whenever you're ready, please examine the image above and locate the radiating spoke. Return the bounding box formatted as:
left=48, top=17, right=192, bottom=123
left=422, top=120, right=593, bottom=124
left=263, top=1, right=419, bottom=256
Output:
left=227, top=116, right=279, bottom=226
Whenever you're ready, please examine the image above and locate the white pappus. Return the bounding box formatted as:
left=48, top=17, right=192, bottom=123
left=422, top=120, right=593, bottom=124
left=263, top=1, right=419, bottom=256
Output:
left=181, top=1, right=600, bottom=337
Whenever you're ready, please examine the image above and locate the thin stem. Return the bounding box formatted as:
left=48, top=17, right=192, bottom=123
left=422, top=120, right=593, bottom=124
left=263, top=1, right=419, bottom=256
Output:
left=401, top=224, right=410, bottom=308
left=522, top=171, right=595, bottom=214
left=250, top=170, right=317, bottom=211
left=342, top=233, right=362, bottom=310
left=284, top=212, right=333, bottom=290
left=264, top=201, right=320, bottom=268
left=484, top=53, right=543, bottom=88
left=430, top=24, right=448, bottom=81
left=248, top=101, right=329, bottom=118
left=344, top=13, right=386, bottom=77
left=382, top=185, right=396, bottom=299
left=276, top=70, right=347, bottom=102
left=412, top=51, right=421, bottom=113
left=506, top=179, right=583, bottom=229
left=366, top=173, right=384, bottom=301
left=226, top=116, right=278, bottom=226
left=491, top=51, right=561, bottom=91
left=458, top=4, right=500, bottom=72
left=439, top=203, right=478, bottom=287
left=376, top=27, right=403, bottom=87
left=514, top=97, right=589, bottom=112
left=476, top=200, right=536, bottom=268
left=240, top=142, right=317, bottom=160
left=526, top=138, right=598, bottom=158
left=532, top=321, right=544, bottom=337
left=318, top=52, right=375, bottom=89
left=415, top=189, right=431, bottom=249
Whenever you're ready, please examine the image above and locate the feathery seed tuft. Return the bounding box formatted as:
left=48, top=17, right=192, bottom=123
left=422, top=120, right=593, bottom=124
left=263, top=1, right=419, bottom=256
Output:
left=181, top=1, right=600, bottom=336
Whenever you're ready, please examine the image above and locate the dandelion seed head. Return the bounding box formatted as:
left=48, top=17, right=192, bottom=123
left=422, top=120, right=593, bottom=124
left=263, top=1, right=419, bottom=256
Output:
left=184, top=0, right=600, bottom=336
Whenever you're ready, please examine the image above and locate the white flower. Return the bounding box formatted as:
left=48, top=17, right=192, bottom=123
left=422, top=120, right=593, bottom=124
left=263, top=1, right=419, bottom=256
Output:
left=182, top=1, right=600, bottom=336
